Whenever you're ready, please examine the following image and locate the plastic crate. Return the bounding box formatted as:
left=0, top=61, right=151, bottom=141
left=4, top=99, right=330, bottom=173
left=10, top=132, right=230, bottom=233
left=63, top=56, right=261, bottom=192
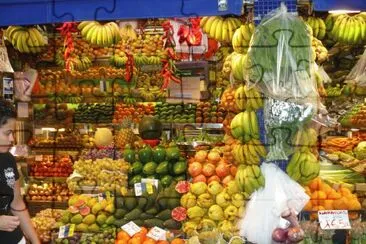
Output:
left=256, top=108, right=266, bottom=145
left=254, top=0, right=297, bottom=24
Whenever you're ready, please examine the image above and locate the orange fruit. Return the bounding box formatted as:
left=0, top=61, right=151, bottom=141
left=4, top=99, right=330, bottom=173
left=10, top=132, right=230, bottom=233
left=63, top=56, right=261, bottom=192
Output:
left=128, top=237, right=143, bottom=244
left=339, top=187, right=352, bottom=196
left=310, top=190, right=327, bottom=205
left=327, top=190, right=342, bottom=200
left=171, top=238, right=185, bottom=244
left=310, top=205, right=325, bottom=220
left=117, top=231, right=131, bottom=242
left=320, top=184, right=333, bottom=196
left=309, top=177, right=323, bottom=191
left=347, top=199, right=361, bottom=210
left=333, top=197, right=348, bottom=210
left=157, top=241, right=169, bottom=244
left=323, top=199, right=334, bottom=210
left=303, top=200, right=312, bottom=211
left=116, top=240, right=128, bottom=244
left=143, top=238, right=156, bottom=244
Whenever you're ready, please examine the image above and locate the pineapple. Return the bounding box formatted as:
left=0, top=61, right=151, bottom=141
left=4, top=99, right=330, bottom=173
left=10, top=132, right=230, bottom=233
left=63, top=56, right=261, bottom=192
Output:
left=115, top=118, right=136, bottom=148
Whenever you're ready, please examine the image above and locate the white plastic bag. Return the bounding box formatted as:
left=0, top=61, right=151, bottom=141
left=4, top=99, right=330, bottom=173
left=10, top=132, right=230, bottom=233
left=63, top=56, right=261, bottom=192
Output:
left=238, top=163, right=309, bottom=244
left=345, top=48, right=366, bottom=86
left=0, top=46, right=14, bottom=73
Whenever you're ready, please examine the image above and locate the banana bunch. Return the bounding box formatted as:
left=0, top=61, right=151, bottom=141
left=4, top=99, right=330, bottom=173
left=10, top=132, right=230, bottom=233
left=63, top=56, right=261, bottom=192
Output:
left=222, top=52, right=235, bottom=79
left=231, top=52, right=248, bottom=81
left=71, top=55, right=92, bottom=71
left=200, top=16, right=241, bottom=43
left=123, top=95, right=137, bottom=105
left=5, top=26, right=47, bottom=53
left=311, top=37, right=328, bottom=64
left=230, top=110, right=260, bottom=143
left=66, top=96, right=83, bottom=103
left=325, top=85, right=342, bottom=97
left=232, top=23, right=255, bottom=54
left=306, top=16, right=326, bottom=40
left=55, top=49, right=92, bottom=71
left=235, top=164, right=265, bottom=196
left=232, top=139, right=267, bottom=165
left=137, top=88, right=155, bottom=102
left=326, top=14, right=366, bottom=44
left=293, top=127, right=318, bottom=152
left=110, top=55, right=128, bottom=67
left=286, top=151, right=320, bottom=185
left=134, top=55, right=161, bottom=66
left=234, top=85, right=264, bottom=111
left=120, top=23, right=137, bottom=40
left=78, top=21, right=121, bottom=47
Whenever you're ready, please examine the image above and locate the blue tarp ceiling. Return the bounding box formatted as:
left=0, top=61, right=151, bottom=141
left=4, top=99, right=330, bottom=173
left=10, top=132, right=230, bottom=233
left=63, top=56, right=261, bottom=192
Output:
left=313, top=0, right=366, bottom=12
left=0, top=0, right=243, bottom=27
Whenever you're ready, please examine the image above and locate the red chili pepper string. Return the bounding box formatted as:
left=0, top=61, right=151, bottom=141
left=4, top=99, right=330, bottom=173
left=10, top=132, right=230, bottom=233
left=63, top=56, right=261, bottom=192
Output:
left=56, top=22, right=78, bottom=72
left=160, top=20, right=181, bottom=90
left=124, top=52, right=134, bottom=82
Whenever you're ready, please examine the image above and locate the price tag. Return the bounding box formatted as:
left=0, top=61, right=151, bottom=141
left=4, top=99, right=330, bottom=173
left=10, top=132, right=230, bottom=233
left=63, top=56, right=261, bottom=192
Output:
left=147, top=226, right=166, bottom=241
left=35, top=155, right=43, bottom=161
left=58, top=224, right=75, bottom=238
left=318, top=210, right=351, bottom=230
left=121, top=221, right=141, bottom=237
left=134, top=183, right=142, bottom=196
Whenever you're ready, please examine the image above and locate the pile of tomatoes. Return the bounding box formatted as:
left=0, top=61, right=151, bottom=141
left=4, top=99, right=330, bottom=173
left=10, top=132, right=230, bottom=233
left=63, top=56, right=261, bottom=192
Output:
left=113, top=103, right=155, bottom=124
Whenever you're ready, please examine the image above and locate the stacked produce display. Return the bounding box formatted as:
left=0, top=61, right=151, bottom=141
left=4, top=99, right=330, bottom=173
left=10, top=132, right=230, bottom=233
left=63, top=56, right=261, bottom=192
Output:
left=1, top=3, right=366, bottom=243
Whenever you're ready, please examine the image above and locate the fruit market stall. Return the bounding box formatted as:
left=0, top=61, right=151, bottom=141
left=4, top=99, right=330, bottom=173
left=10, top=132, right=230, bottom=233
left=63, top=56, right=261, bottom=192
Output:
left=1, top=0, right=366, bottom=243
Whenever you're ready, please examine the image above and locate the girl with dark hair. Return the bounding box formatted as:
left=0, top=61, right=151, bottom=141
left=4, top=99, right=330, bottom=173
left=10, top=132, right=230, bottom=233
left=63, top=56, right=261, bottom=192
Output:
left=0, top=100, right=40, bottom=244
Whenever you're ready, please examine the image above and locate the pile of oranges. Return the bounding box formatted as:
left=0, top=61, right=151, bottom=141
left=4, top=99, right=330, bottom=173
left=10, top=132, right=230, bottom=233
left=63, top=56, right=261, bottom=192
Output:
left=115, top=227, right=185, bottom=244
left=303, top=177, right=361, bottom=220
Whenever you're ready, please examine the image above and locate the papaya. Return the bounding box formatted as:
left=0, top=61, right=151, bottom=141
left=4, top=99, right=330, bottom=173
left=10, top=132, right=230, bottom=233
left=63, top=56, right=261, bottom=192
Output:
left=166, top=143, right=181, bottom=162
left=138, top=145, right=153, bottom=164
left=123, top=145, right=136, bottom=163
left=173, top=161, right=187, bottom=175
left=155, top=161, right=169, bottom=175
left=142, top=162, right=158, bottom=175
left=153, top=146, right=166, bottom=163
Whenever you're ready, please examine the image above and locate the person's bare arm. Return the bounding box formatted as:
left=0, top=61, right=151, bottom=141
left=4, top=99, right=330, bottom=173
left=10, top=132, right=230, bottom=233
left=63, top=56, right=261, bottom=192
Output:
left=11, top=180, right=40, bottom=244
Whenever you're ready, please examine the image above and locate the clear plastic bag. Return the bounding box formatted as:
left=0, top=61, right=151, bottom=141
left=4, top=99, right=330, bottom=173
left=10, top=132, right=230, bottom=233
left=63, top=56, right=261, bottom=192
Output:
left=0, top=45, right=14, bottom=73
left=238, top=163, right=309, bottom=244
left=264, top=98, right=315, bottom=161
left=246, top=3, right=316, bottom=104
left=345, top=48, right=366, bottom=86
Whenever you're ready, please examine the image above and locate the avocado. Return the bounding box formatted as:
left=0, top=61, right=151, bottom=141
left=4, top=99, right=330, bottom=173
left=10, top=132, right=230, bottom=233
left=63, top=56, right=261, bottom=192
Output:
left=137, top=196, right=148, bottom=210
left=114, top=209, right=127, bottom=219
left=124, top=196, right=137, bottom=211
left=145, top=207, right=159, bottom=215
left=163, top=219, right=182, bottom=230
left=114, top=219, right=128, bottom=227
left=124, top=208, right=143, bottom=221
left=156, top=209, right=172, bottom=221
left=144, top=219, right=164, bottom=228
left=140, top=212, right=155, bottom=220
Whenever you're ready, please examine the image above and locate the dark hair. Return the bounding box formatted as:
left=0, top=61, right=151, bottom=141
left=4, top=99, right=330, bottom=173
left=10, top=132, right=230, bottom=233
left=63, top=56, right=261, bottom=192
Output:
left=0, top=99, right=16, bottom=126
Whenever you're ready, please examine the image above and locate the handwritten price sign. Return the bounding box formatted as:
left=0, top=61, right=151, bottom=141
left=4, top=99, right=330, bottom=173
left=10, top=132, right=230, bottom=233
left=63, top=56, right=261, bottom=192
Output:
left=318, top=210, right=351, bottom=230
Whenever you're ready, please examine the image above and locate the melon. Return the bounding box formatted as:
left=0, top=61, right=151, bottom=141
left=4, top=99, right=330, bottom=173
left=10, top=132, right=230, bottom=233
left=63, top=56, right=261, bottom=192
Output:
left=94, top=128, right=113, bottom=147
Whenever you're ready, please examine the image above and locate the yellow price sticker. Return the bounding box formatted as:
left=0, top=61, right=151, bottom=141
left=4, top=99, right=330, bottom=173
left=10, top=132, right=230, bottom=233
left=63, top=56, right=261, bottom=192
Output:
left=146, top=183, right=154, bottom=195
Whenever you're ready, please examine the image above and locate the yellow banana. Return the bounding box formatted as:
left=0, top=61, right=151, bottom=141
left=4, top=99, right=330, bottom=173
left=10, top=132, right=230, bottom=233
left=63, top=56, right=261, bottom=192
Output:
left=209, top=17, right=221, bottom=39
left=221, top=19, right=229, bottom=42
left=215, top=18, right=223, bottom=41
left=240, top=24, right=251, bottom=42
left=317, top=18, right=326, bottom=40
left=203, top=16, right=216, bottom=34
left=200, top=16, right=209, bottom=28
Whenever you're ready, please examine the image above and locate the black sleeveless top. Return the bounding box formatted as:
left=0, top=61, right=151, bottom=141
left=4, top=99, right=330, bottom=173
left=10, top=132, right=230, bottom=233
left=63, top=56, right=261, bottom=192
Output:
left=0, top=152, right=23, bottom=243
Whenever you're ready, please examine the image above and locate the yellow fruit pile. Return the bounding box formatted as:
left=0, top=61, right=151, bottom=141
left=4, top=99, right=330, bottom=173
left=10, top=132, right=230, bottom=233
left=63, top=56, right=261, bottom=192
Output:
left=303, top=177, right=361, bottom=220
